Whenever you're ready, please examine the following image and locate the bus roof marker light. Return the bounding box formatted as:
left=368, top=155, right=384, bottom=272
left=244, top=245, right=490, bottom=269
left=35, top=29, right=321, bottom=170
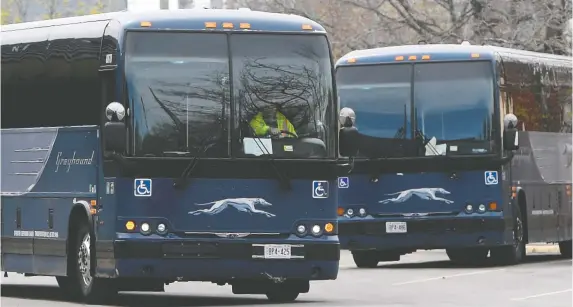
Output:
left=302, top=24, right=313, bottom=30
left=347, top=58, right=357, bottom=64
left=471, top=53, right=480, bottom=58
left=395, top=55, right=404, bottom=61
left=408, top=55, right=417, bottom=60
left=205, top=22, right=217, bottom=28
left=140, top=21, right=151, bottom=27
left=239, top=23, right=251, bottom=29
left=222, top=22, right=234, bottom=29
left=422, top=55, right=430, bottom=60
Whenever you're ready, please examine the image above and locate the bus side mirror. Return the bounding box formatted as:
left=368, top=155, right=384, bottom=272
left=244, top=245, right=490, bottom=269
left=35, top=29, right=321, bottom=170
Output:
left=503, top=113, right=519, bottom=151
left=339, top=116, right=359, bottom=157
left=104, top=102, right=126, bottom=153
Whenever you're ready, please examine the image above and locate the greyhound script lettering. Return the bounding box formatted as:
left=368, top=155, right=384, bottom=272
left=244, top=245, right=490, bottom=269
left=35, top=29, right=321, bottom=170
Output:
left=55, top=151, right=95, bottom=172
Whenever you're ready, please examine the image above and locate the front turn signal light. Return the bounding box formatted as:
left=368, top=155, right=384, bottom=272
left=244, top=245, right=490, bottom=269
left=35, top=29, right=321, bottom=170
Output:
left=125, top=221, right=135, bottom=231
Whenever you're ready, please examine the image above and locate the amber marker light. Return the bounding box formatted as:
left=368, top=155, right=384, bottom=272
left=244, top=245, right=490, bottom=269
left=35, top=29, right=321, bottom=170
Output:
left=125, top=221, right=136, bottom=231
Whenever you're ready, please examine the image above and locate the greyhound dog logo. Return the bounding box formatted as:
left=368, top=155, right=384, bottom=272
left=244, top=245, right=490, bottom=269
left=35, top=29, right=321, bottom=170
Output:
left=188, top=198, right=276, bottom=218
left=378, top=188, right=453, bottom=204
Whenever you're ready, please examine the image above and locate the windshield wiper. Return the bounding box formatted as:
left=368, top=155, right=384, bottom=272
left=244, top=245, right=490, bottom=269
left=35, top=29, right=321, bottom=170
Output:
left=243, top=120, right=291, bottom=190
left=172, top=143, right=213, bottom=189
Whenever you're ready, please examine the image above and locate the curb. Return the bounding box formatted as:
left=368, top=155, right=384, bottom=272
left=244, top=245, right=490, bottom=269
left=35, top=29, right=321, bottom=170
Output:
left=526, top=244, right=560, bottom=254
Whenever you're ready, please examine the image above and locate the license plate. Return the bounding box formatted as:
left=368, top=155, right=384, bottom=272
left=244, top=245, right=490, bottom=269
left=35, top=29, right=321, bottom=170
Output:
left=386, top=222, right=407, bottom=233
left=263, top=244, right=292, bottom=259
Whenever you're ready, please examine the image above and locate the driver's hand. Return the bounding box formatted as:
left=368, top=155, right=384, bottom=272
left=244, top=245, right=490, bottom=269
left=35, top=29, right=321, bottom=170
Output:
left=269, top=127, right=280, bottom=135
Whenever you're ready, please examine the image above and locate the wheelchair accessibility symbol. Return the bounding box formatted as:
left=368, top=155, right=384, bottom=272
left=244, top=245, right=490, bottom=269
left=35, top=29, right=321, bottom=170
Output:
left=484, top=171, right=498, bottom=185
left=134, top=178, right=152, bottom=197
left=338, top=177, right=349, bottom=188
left=312, top=180, right=329, bottom=199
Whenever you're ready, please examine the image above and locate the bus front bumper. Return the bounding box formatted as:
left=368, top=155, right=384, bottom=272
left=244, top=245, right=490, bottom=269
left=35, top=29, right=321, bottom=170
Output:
left=338, top=216, right=509, bottom=251
left=107, top=239, right=339, bottom=281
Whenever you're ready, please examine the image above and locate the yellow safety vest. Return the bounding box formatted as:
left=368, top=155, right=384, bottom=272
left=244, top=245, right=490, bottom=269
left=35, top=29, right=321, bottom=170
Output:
left=249, top=112, right=297, bottom=138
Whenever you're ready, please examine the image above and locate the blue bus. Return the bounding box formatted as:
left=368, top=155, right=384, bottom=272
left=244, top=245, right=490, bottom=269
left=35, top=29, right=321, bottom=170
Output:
left=1, top=8, right=343, bottom=303
left=335, top=43, right=572, bottom=268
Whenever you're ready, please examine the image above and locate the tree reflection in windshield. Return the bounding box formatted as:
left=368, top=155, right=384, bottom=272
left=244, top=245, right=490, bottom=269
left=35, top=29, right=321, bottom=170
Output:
left=125, top=32, right=335, bottom=159
left=231, top=34, right=335, bottom=159
left=126, top=32, right=230, bottom=157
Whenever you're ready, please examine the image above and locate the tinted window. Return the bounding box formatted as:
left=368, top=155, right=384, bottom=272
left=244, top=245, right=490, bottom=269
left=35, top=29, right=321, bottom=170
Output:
left=337, top=64, right=412, bottom=138
left=231, top=34, right=335, bottom=159
left=125, top=32, right=230, bottom=157
left=337, top=64, right=414, bottom=158
left=2, top=24, right=103, bottom=129
left=414, top=61, right=495, bottom=155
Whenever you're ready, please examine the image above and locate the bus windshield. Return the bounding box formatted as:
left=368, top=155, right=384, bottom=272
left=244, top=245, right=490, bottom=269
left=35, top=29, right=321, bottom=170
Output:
left=414, top=61, right=495, bottom=156
left=125, top=32, right=334, bottom=159
left=231, top=34, right=334, bottom=159
left=337, top=61, right=495, bottom=158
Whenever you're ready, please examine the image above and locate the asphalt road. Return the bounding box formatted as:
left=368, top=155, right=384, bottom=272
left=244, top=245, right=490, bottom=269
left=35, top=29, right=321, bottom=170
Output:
left=1, top=248, right=571, bottom=307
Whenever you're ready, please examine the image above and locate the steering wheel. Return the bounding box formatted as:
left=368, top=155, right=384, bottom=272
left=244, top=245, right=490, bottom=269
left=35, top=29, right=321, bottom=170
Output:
left=272, top=130, right=298, bottom=139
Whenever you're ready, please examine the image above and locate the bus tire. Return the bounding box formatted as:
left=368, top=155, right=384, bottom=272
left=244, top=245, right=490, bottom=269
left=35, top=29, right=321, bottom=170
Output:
left=265, top=286, right=299, bottom=303
left=559, top=240, right=572, bottom=258
left=445, top=247, right=488, bottom=265
left=71, top=222, right=117, bottom=304
left=490, top=205, right=525, bottom=265
left=352, top=250, right=379, bottom=268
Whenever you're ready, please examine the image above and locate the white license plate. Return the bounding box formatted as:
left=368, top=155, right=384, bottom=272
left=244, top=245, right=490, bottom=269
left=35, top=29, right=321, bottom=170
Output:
left=263, top=244, right=292, bottom=259
left=386, top=222, right=407, bottom=233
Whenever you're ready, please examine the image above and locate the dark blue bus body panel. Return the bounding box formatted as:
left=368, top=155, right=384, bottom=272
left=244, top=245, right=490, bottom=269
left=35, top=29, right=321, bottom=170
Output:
left=338, top=171, right=512, bottom=251
left=115, top=178, right=334, bottom=234
left=1, top=127, right=339, bottom=280
left=108, top=177, right=338, bottom=279
left=1, top=126, right=99, bottom=276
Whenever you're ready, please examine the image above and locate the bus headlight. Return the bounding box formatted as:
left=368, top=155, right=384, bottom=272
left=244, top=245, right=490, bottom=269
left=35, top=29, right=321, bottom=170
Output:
left=156, top=223, right=167, bottom=235
left=465, top=204, right=474, bottom=213
left=311, top=224, right=322, bottom=236
left=140, top=222, right=151, bottom=235
left=358, top=208, right=367, bottom=217
left=346, top=208, right=354, bottom=217
left=478, top=204, right=486, bottom=213
left=296, top=224, right=307, bottom=236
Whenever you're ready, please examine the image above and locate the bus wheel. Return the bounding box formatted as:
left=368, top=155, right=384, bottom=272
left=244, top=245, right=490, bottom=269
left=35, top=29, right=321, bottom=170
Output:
left=490, top=205, right=525, bottom=265
left=265, top=285, right=299, bottom=302
left=71, top=223, right=117, bottom=304
left=352, top=250, right=379, bottom=268
left=559, top=240, right=572, bottom=258
left=445, top=247, right=488, bottom=265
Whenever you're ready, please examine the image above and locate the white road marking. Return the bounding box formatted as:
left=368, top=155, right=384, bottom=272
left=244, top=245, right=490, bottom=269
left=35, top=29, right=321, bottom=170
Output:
left=511, top=289, right=572, bottom=301
left=391, top=268, right=505, bottom=286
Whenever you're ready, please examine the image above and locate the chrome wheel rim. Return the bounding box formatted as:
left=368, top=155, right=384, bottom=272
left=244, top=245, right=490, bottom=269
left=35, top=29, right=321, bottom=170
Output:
left=78, top=233, right=92, bottom=286
left=513, top=216, right=524, bottom=249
